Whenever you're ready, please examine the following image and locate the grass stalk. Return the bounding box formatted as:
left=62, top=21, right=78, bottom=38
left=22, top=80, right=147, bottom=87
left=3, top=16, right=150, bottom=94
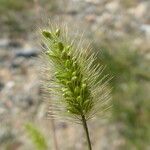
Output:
left=50, top=118, right=59, bottom=150
left=82, top=115, right=92, bottom=150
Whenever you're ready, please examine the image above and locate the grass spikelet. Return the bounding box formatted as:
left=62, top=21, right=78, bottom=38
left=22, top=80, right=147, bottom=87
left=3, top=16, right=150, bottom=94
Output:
left=40, top=24, right=112, bottom=149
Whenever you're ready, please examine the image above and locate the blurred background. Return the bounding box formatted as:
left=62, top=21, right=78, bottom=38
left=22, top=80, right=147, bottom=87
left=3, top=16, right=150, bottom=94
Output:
left=0, top=0, right=150, bottom=150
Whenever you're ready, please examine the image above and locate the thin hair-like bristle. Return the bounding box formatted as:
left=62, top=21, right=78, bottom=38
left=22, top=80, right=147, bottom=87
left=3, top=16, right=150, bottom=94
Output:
left=39, top=23, right=112, bottom=123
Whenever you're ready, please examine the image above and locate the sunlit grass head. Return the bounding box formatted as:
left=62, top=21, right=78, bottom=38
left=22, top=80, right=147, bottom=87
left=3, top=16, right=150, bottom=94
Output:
left=40, top=24, right=112, bottom=123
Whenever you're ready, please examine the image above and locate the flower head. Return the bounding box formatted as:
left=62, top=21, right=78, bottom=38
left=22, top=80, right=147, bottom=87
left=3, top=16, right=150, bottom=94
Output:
left=41, top=26, right=111, bottom=123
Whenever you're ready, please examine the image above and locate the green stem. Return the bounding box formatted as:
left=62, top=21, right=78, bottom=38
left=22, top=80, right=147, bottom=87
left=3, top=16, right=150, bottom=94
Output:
left=82, top=115, right=92, bottom=150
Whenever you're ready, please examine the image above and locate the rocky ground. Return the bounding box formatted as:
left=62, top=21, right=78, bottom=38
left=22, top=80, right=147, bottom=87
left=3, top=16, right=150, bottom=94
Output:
left=0, top=0, right=150, bottom=149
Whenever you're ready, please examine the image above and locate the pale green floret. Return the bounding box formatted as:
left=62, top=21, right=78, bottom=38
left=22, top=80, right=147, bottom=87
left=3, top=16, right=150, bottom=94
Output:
left=42, top=30, right=52, bottom=39
left=58, top=42, right=64, bottom=51
left=55, top=28, right=60, bottom=37
left=42, top=29, right=94, bottom=117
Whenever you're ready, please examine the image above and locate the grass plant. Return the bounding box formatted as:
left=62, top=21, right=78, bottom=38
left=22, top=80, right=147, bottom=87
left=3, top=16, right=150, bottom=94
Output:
left=40, top=25, right=111, bottom=149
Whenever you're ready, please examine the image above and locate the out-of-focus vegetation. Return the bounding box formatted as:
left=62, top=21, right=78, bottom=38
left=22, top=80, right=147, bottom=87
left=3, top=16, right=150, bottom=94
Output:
left=0, top=0, right=34, bottom=36
left=25, top=123, right=48, bottom=150
left=0, top=0, right=32, bottom=12
left=0, top=0, right=59, bottom=37
left=93, top=38, right=150, bottom=149
left=120, top=0, right=139, bottom=8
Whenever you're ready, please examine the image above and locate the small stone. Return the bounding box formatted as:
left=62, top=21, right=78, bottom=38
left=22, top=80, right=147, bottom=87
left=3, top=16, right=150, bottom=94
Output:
left=0, top=82, right=4, bottom=91
left=15, top=48, right=38, bottom=58
left=85, top=14, right=96, bottom=23
left=0, top=39, right=9, bottom=48
left=105, top=1, right=120, bottom=13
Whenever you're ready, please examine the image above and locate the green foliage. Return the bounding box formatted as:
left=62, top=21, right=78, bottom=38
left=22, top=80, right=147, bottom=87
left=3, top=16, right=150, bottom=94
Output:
left=120, top=0, right=138, bottom=8
left=0, top=0, right=34, bottom=37
left=41, top=27, right=111, bottom=123
left=0, top=0, right=33, bottom=14
left=39, top=0, right=60, bottom=12
left=25, top=123, right=48, bottom=150
left=94, top=40, right=150, bottom=149
left=0, top=0, right=60, bottom=37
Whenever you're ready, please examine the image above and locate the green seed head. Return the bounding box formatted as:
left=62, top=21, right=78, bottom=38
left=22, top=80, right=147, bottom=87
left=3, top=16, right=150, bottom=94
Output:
left=71, top=76, right=77, bottom=82
left=55, top=28, right=60, bottom=37
left=74, top=86, right=80, bottom=96
left=42, top=30, right=53, bottom=39
left=58, top=42, right=64, bottom=51
left=61, top=50, right=68, bottom=59
left=41, top=27, right=111, bottom=122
